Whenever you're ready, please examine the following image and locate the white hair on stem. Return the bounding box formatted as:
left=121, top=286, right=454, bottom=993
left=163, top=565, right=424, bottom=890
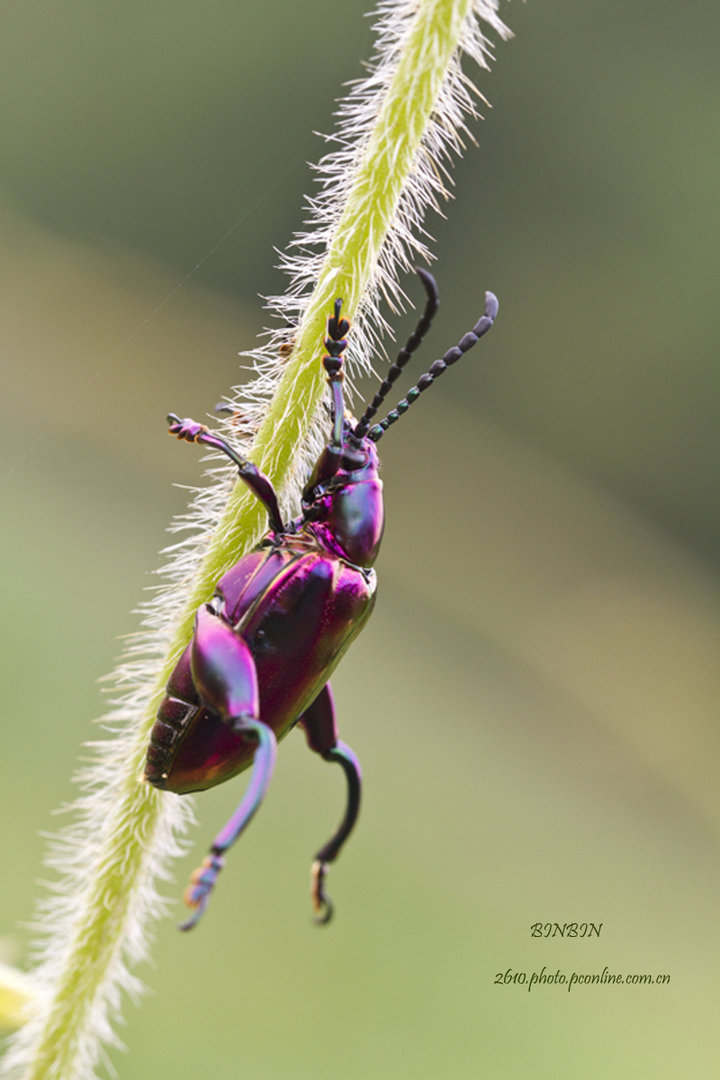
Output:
left=0, top=2, right=511, bottom=1077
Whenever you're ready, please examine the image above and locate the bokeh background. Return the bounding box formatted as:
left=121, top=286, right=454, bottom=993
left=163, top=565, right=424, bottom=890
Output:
left=2, top=1, right=719, bottom=1077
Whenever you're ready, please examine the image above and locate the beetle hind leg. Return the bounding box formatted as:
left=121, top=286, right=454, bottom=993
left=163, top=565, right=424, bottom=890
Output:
left=179, top=718, right=278, bottom=931
left=179, top=604, right=278, bottom=930
left=310, top=740, right=362, bottom=924
left=299, top=683, right=362, bottom=924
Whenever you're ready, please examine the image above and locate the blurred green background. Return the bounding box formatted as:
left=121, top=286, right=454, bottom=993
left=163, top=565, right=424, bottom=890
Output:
left=1, top=1, right=719, bottom=1077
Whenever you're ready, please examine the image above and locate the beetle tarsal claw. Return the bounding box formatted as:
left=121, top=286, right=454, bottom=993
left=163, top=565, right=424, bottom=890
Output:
left=178, top=899, right=208, bottom=932
left=167, top=413, right=209, bottom=443
left=177, top=854, right=225, bottom=931
left=310, top=859, right=334, bottom=925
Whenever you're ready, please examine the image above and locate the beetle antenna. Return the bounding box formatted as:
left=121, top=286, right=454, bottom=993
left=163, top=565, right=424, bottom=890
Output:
left=322, top=298, right=350, bottom=451
left=368, top=290, right=499, bottom=443
left=353, top=268, right=439, bottom=441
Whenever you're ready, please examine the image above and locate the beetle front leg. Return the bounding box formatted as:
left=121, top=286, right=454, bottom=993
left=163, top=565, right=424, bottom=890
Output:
left=167, top=414, right=284, bottom=534
left=179, top=605, right=278, bottom=931
left=298, top=683, right=362, bottom=925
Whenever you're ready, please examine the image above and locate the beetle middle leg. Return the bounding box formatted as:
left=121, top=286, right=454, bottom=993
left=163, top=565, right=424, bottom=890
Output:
left=179, top=605, right=278, bottom=930
left=298, top=683, right=362, bottom=925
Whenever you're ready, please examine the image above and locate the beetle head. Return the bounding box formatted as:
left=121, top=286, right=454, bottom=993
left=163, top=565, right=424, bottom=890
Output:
left=302, top=416, right=383, bottom=566
left=302, top=415, right=379, bottom=506
left=298, top=308, right=384, bottom=566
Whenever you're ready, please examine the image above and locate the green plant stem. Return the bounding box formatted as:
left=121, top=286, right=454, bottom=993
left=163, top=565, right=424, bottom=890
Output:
left=17, top=2, right=491, bottom=1077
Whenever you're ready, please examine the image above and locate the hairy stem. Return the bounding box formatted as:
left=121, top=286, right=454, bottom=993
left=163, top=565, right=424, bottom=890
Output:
left=3, top=3, right=509, bottom=1078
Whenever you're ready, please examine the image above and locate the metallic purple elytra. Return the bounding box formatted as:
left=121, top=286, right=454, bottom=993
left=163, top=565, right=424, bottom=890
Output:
left=144, top=269, right=498, bottom=930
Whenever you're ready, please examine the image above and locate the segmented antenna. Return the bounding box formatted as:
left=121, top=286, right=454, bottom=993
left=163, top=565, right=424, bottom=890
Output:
left=367, top=290, right=499, bottom=443
left=323, top=298, right=350, bottom=378
left=323, top=299, right=350, bottom=451
left=353, top=268, right=439, bottom=441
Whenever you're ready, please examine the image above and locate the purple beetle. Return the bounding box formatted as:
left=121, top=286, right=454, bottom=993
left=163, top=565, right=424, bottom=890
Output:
left=144, top=270, right=498, bottom=929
